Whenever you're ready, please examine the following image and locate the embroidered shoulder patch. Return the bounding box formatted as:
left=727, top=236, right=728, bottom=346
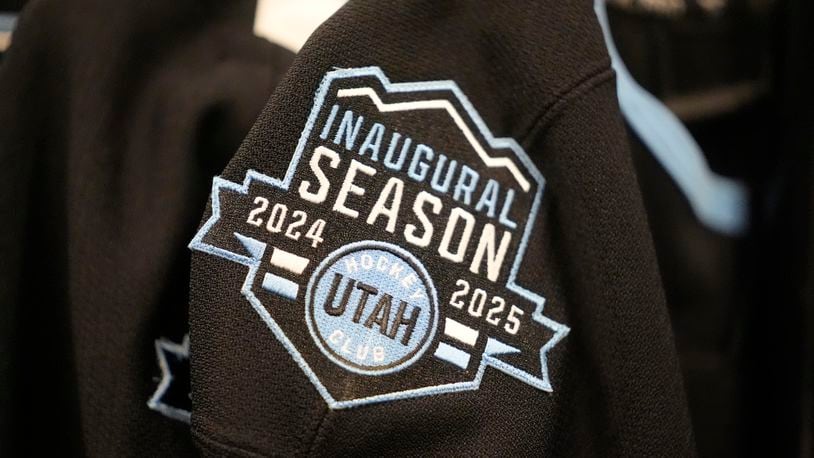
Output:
left=190, top=67, right=569, bottom=408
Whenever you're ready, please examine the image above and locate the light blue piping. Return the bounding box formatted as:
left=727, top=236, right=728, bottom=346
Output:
left=595, top=0, right=749, bottom=235
left=189, top=67, right=570, bottom=408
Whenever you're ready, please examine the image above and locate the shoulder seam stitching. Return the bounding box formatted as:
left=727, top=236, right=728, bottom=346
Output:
left=520, top=62, right=616, bottom=143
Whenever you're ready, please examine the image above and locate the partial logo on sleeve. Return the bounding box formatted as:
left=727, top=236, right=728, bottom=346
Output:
left=148, top=334, right=191, bottom=423
left=189, top=66, right=570, bottom=408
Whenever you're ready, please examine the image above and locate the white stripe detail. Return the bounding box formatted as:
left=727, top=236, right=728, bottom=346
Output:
left=443, top=318, right=479, bottom=347
left=337, top=87, right=531, bottom=192
left=434, top=342, right=471, bottom=369
left=269, top=247, right=310, bottom=274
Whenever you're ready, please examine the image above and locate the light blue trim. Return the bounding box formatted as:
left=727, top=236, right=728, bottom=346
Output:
left=594, top=0, right=749, bottom=236
left=188, top=67, right=570, bottom=407
left=147, top=335, right=191, bottom=424
left=262, top=273, right=299, bottom=300
left=434, top=342, right=471, bottom=369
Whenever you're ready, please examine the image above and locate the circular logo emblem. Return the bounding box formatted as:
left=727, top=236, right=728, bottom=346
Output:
left=305, top=241, right=439, bottom=375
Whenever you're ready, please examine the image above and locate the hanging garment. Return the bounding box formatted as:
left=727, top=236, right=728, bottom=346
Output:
left=0, top=0, right=294, bottom=454
left=604, top=0, right=813, bottom=455
left=187, top=0, right=694, bottom=455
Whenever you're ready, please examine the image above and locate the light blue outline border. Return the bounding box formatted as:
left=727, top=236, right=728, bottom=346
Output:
left=303, top=240, right=440, bottom=376
left=189, top=66, right=570, bottom=408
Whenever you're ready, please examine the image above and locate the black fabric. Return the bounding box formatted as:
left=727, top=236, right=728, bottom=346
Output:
left=188, top=1, right=694, bottom=456
left=0, top=1, right=25, bottom=12
left=626, top=99, right=779, bottom=458
left=784, top=2, right=814, bottom=455
left=607, top=0, right=776, bottom=121
left=610, top=0, right=814, bottom=456
left=0, top=0, right=294, bottom=455
left=749, top=0, right=814, bottom=454
left=3, top=0, right=808, bottom=456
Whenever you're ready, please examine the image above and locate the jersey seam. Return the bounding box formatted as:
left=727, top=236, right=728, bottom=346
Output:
left=189, top=62, right=617, bottom=458
left=305, top=406, right=332, bottom=457
left=520, top=63, right=616, bottom=143
left=192, top=426, right=289, bottom=458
